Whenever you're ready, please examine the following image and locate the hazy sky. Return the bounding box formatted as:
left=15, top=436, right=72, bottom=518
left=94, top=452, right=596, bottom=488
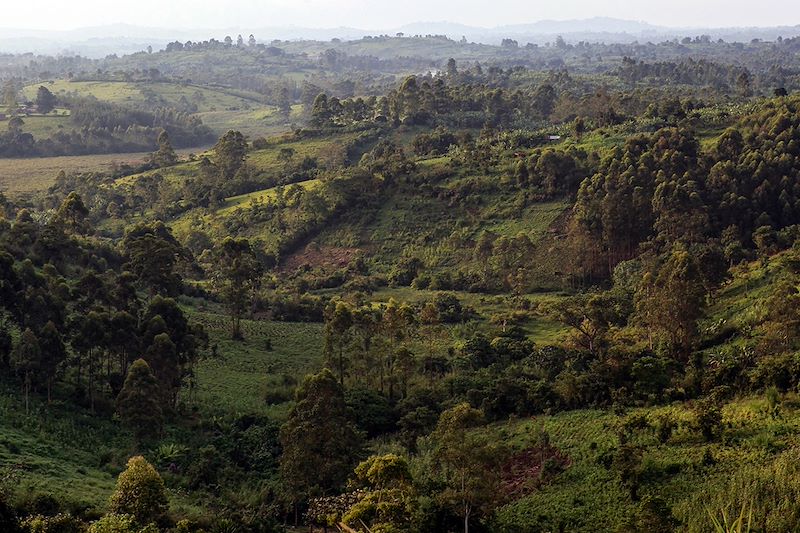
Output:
left=2, top=0, right=799, bottom=30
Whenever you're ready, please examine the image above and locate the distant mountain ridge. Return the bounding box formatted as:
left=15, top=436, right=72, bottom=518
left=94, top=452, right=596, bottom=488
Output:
left=497, top=17, right=663, bottom=34
left=1, top=17, right=799, bottom=57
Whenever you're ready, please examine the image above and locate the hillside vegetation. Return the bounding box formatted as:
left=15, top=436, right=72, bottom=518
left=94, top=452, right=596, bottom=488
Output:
left=3, top=30, right=800, bottom=533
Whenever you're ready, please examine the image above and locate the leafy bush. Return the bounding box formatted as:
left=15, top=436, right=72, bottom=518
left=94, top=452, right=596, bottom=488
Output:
left=693, top=399, right=723, bottom=442
left=21, top=513, right=84, bottom=533
left=87, top=514, right=157, bottom=533
left=345, top=387, right=397, bottom=437
left=388, top=257, right=423, bottom=287
left=108, top=456, right=168, bottom=526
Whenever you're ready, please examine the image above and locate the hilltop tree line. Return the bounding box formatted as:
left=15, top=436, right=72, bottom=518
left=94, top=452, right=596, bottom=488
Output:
left=306, top=67, right=768, bottom=136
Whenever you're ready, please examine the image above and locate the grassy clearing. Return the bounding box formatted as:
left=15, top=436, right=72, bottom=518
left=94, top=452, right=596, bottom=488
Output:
left=0, top=149, right=190, bottom=195
left=5, top=113, right=72, bottom=137
left=187, top=309, right=324, bottom=418
left=218, top=179, right=322, bottom=215
left=484, top=199, right=570, bottom=242
left=0, top=385, right=209, bottom=518
left=197, top=104, right=303, bottom=138
left=160, top=133, right=362, bottom=239
left=120, top=131, right=354, bottom=191
left=329, top=177, right=570, bottom=275
left=704, top=258, right=775, bottom=329
left=246, top=132, right=356, bottom=171
left=169, top=178, right=322, bottom=239
left=567, top=128, right=629, bottom=155
left=0, top=388, right=122, bottom=510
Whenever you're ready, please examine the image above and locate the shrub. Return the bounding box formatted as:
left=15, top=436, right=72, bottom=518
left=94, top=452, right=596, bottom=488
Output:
left=264, top=386, right=294, bottom=405
left=428, top=272, right=453, bottom=291
left=227, top=415, right=281, bottom=473
left=388, top=257, right=423, bottom=287
left=693, top=399, right=723, bottom=442
left=21, top=513, right=83, bottom=533
left=18, top=493, right=62, bottom=517
left=0, top=496, right=21, bottom=533
left=765, top=386, right=781, bottom=419
left=411, top=274, right=431, bottom=289
left=412, top=128, right=458, bottom=156
left=185, top=445, right=225, bottom=489
left=652, top=413, right=677, bottom=444
left=345, top=387, right=397, bottom=437
left=153, top=443, right=189, bottom=470
left=433, top=292, right=468, bottom=323
left=108, top=457, right=168, bottom=526
left=749, top=352, right=800, bottom=391
left=618, top=496, right=678, bottom=533
left=87, top=514, right=157, bottom=533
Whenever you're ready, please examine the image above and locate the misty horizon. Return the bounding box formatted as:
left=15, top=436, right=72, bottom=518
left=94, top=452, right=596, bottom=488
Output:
left=1, top=0, right=799, bottom=33
left=2, top=17, right=800, bottom=34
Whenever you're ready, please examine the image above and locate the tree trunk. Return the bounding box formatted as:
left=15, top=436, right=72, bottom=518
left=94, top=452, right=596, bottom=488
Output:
left=388, top=353, right=395, bottom=401
left=338, top=344, right=345, bottom=386
left=232, top=313, right=242, bottom=340
left=462, top=472, right=470, bottom=533
left=24, top=376, right=30, bottom=416
left=89, top=350, right=95, bottom=413
left=122, top=349, right=130, bottom=378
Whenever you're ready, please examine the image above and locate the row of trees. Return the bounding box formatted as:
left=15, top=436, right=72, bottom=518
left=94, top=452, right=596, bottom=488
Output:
left=309, top=76, right=563, bottom=129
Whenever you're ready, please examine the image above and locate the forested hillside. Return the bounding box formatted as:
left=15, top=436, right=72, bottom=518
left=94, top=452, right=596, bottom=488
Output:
left=3, top=27, right=800, bottom=533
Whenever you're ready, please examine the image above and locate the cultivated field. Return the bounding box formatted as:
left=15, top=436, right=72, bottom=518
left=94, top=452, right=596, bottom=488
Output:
left=0, top=147, right=202, bottom=195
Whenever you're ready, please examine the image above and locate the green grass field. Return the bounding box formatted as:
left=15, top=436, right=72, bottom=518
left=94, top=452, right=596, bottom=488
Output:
left=23, top=81, right=261, bottom=114
left=0, top=388, right=123, bottom=510
left=0, top=148, right=201, bottom=195
left=3, top=113, right=72, bottom=137
left=197, top=104, right=304, bottom=139
left=23, top=80, right=292, bottom=137
left=188, top=309, right=324, bottom=417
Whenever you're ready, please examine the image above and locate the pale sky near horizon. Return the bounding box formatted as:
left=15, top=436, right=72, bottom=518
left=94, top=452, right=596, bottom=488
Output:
left=2, top=0, right=799, bottom=31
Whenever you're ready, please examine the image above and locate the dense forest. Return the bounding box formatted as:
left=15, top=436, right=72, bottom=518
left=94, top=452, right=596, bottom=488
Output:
left=3, top=23, right=800, bottom=533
